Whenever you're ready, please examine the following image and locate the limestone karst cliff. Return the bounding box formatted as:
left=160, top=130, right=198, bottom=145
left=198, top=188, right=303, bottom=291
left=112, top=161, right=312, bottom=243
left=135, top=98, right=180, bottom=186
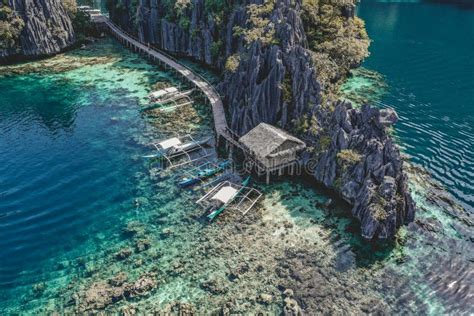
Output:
left=108, top=0, right=415, bottom=239
left=0, top=0, right=75, bottom=62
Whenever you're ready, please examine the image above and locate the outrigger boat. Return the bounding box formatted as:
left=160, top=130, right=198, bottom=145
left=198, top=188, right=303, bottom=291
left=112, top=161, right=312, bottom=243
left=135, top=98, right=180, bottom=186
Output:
left=154, top=89, right=194, bottom=104
left=148, top=87, right=178, bottom=102
left=143, top=135, right=210, bottom=160
left=178, top=160, right=231, bottom=188
left=196, top=177, right=262, bottom=221
left=142, top=89, right=195, bottom=113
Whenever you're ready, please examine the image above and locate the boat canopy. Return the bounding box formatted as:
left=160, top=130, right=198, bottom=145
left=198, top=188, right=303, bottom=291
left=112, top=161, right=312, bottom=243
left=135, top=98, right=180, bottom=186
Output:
left=196, top=179, right=262, bottom=219
left=147, top=134, right=211, bottom=170
left=211, top=187, right=238, bottom=204
left=159, top=137, right=181, bottom=150
left=150, top=87, right=178, bottom=99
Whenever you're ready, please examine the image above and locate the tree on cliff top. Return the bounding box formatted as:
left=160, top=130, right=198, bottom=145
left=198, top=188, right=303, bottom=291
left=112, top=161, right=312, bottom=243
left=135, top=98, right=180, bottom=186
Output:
left=302, top=0, right=370, bottom=102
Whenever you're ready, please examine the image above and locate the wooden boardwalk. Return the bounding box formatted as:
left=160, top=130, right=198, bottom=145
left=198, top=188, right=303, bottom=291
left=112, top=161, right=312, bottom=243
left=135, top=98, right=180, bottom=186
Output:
left=96, top=16, right=228, bottom=139
left=93, top=15, right=301, bottom=183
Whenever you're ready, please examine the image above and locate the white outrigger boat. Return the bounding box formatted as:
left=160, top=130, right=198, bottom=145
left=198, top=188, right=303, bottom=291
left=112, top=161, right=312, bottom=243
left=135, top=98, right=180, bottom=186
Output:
left=148, top=87, right=179, bottom=102
left=143, top=135, right=211, bottom=169
left=155, top=89, right=194, bottom=104
left=196, top=177, right=262, bottom=221
left=142, top=88, right=195, bottom=113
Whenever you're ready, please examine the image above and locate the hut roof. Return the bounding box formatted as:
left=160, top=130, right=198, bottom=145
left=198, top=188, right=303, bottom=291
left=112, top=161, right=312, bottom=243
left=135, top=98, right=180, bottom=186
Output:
left=239, top=123, right=306, bottom=158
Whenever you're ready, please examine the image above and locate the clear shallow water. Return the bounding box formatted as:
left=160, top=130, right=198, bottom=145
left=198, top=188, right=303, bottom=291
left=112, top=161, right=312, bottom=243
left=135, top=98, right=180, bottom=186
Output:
left=356, top=0, right=474, bottom=211
left=0, top=38, right=212, bottom=311
left=0, top=26, right=472, bottom=315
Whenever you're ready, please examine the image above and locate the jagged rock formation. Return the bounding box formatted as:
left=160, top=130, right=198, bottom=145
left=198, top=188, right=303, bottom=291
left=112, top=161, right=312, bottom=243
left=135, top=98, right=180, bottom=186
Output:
left=309, top=102, right=415, bottom=238
left=0, top=0, right=75, bottom=62
left=108, top=0, right=415, bottom=239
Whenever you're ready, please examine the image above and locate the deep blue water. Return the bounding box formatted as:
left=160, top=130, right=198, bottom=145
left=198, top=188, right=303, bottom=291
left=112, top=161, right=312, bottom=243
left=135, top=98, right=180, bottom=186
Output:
left=358, top=0, right=474, bottom=211
left=0, top=41, right=187, bottom=310
left=0, top=75, right=137, bottom=282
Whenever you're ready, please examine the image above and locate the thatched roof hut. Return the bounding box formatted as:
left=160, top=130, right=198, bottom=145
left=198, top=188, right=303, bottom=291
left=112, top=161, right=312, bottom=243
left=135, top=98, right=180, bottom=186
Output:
left=239, top=123, right=306, bottom=170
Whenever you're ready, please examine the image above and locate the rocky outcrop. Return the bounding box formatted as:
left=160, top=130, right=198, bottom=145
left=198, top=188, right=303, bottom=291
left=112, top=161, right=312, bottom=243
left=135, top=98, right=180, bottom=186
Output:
left=108, top=0, right=415, bottom=239
left=0, top=0, right=75, bottom=62
left=122, top=0, right=320, bottom=133
left=220, top=0, right=321, bottom=135
left=309, top=102, right=415, bottom=239
left=127, top=0, right=221, bottom=66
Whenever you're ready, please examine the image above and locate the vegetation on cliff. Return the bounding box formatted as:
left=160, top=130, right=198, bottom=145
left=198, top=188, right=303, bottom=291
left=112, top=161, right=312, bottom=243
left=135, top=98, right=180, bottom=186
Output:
left=62, top=0, right=95, bottom=41
left=301, top=0, right=370, bottom=101
left=233, top=0, right=277, bottom=47
left=0, top=2, right=25, bottom=50
left=106, top=0, right=140, bottom=33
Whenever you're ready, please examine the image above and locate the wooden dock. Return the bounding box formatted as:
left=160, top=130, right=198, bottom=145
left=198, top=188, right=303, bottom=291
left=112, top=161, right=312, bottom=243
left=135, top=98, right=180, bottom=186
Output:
left=95, top=16, right=228, bottom=140
left=92, top=15, right=302, bottom=183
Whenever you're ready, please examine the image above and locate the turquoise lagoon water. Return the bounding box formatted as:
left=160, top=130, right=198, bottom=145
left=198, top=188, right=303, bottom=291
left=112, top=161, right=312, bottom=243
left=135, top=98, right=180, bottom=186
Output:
left=0, top=39, right=215, bottom=312
left=356, top=0, right=474, bottom=212
left=0, top=10, right=472, bottom=314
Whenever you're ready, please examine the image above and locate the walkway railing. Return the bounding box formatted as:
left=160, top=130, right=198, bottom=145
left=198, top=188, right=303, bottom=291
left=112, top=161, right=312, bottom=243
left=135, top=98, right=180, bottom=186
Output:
left=95, top=15, right=304, bottom=183
left=106, top=20, right=221, bottom=99
left=98, top=16, right=228, bottom=138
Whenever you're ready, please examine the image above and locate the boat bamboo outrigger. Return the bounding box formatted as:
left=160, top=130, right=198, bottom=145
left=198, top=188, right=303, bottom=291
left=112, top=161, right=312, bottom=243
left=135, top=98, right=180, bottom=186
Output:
left=148, top=87, right=179, bottom=102
left=177, top=160, right=232, bottom=188
left=196, top=177, right=262, bottom=221
left=142, top=89, right=195, bottom=113
left=154, top=89, right=194, bottom=104
left=143, top=135, right=212, bottom=169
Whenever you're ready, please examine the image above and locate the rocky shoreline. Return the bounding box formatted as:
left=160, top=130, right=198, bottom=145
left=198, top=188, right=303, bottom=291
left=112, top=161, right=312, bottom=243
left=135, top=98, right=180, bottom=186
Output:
left=108, top=0, right=415, bottom=239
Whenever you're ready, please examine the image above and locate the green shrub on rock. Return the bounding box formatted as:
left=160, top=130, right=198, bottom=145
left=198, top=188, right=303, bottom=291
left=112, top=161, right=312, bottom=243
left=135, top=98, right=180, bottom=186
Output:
left=319, top=135, right=332, bottom=151
left=302, top=0, right=370, bottom=101
left=337, top=149, right=361, bottom=168
left=210, top=40, right=222, bottom=60
left=238, top=0, right=277, bottom=47
left=0, top=4, right=24, bottom=50
left=225, top=54, right=240, bottom=72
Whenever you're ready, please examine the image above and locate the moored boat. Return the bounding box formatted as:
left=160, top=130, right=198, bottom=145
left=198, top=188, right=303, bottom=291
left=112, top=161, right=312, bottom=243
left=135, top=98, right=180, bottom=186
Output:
left=178, top=160, right=231, bottom=188
left=148, top=87, right=178, bottom=102
left=196, top=177, right=262, bottom=221
left=143, top=136, right=210, bottom=159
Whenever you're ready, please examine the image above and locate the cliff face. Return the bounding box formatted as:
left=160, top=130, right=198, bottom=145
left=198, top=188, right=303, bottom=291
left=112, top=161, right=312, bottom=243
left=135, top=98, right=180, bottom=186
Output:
left=0, top=0, right=75, bottom=61
left=310, top=102, right=415, bottom=239
left=108, top=0, right=415, bottom=239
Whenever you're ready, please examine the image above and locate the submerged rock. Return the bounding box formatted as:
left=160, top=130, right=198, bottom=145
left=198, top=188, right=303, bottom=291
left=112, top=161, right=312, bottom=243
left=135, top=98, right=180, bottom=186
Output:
left=109, top=272, right=128, bottom=287
left=78, top=281, right=120, bottom=311
left=130, top=273, right=157, bottom=297
left=75, top=272, right=158, bottom=312
left=200, top=277, right=228, bottom=295
left=123, top=221, right=146, bottom=238
left=283, top=297, right=302, bottom=316
left=135, top=238, right=152, bottom=252
left=115, top=247, right=133, bottom=260
left=32, top=282, right=46, bottom=297
left=257, top=293, right=273, bottom=305
left=161, top=301, right=197, bottom=315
